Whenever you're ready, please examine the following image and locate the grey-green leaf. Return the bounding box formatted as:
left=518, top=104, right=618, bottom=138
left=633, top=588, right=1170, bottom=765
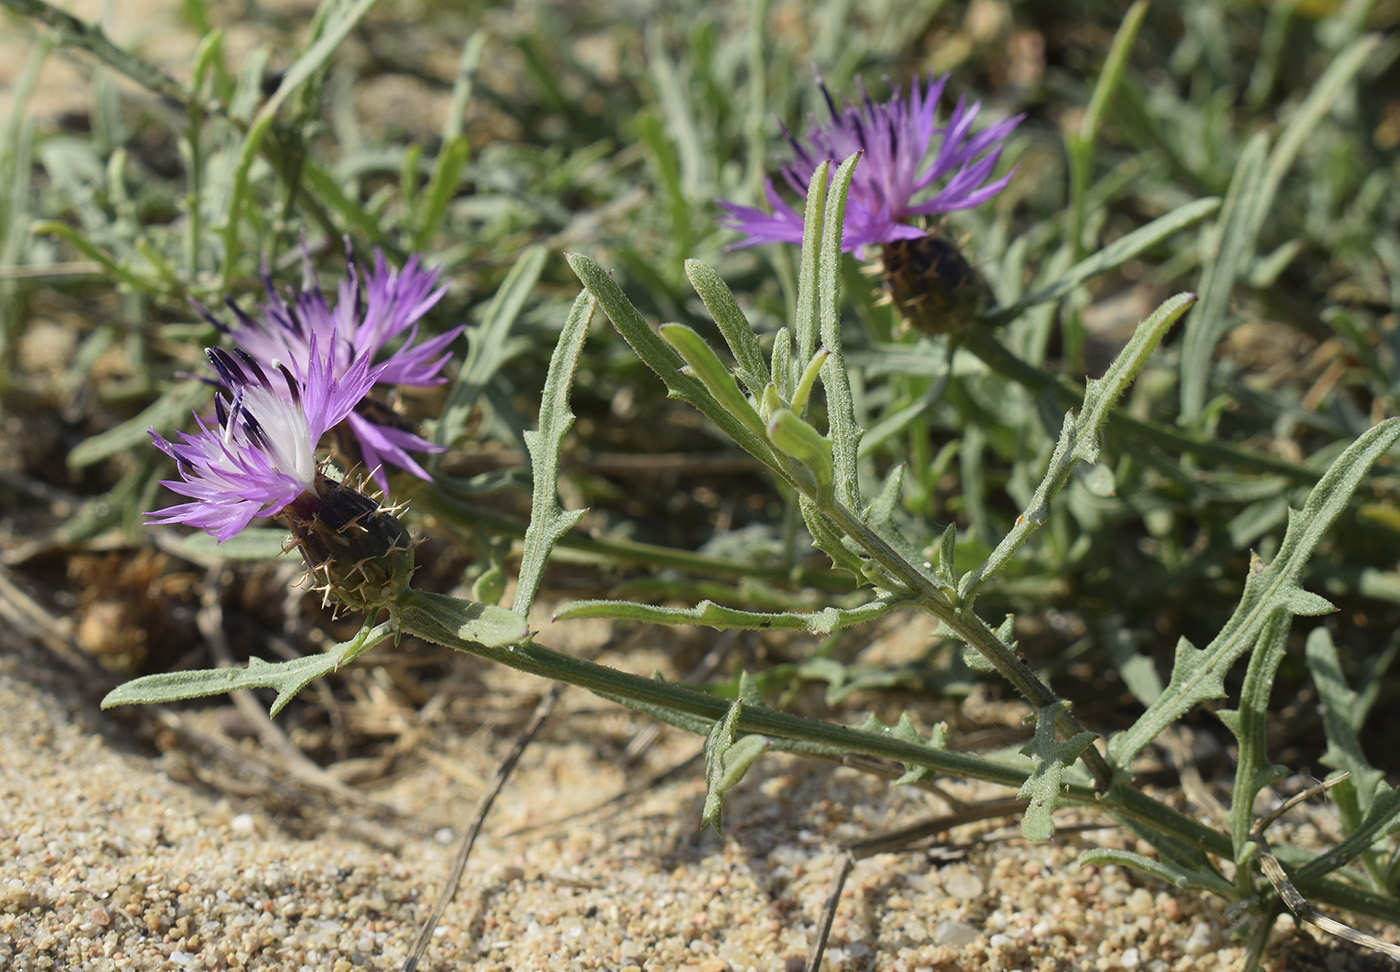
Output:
left=102, top=621, right=395, bottom=716
left=513, top=291, right=594, bottom=616
left=702, top=698, right=771, bottom=833
left=1109, top=417, right=1400, bottom=769
left=554, top=596, right=910, bottom=635
left=1018, top=701, right=1098, bottom=841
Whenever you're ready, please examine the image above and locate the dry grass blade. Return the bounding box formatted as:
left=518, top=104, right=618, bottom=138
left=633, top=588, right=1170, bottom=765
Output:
left=1251, top=774, right=1400, bottom=961
left=401, top=683, right=566, bottom=972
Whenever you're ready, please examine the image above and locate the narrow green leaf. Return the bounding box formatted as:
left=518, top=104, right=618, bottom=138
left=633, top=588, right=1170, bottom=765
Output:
left=102, top=621, right=395, bottom=716
left=31, top=220, right=166, bottom=294
left=1066, top=0, right=1149, bottom=257
left=793, top=160, right=830, bottom=363
left=411, top=134, right=470, bottom=252
left=568, top=252, right=780, bottom=470
left=789, top=348, right=829, bottom=418
left=1078, top=849, right=1234, bottom=895
left=69, top=379, right=208, bottom=467
left=554, top=595, right=910, bottom=634
left=435, top=244, right=547, bottom=451
left=818, top=154, right=863, bottom=511
left=1293, top=787, right=1400, bottom=890
left=1076, top=291, right=1198, bottom=463
left=702, top=698, right=771, bottom=833
left=685, top=259, right=768, bottom=396
left=392, top=592, right=529, bottom=650
left=220, top=0, right=379, bottom=288
left=660, top=323, right=767, bottom=439
left=1218, top=610, right=1293, bottom=855
left=1178, top=133, right=1267, bottom=421
left=177, top=528, right=292, bottom=561
left=770, top=326, right=794, bottom=402
left=300, top=161, right=388, bottom=245
left=513, top=291, right=594, bottom=617
left=986, top=198, right=1219, bottom=322
left=1109, top=418, right=1400, bottom=769
left=442, top=31, right=485, bottom=143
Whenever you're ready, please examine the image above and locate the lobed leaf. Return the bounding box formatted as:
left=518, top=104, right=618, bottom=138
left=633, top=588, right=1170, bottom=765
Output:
left=102, top=621, right=395, bottom=716
left=959, top=293, right=1196, bottom=604
left=1018, top=701, right=1099, bottom=841
left=554, top=595, right=911, bottom=634
left=1306, top=628, right=1391, bottom=824
left=513, top=290, right=594, bottom=617
left=856, top=712, right=948, bottom=786
left=701, top=699, right=771, bottom=833
left=1109, top=418, right=1400, bottom=769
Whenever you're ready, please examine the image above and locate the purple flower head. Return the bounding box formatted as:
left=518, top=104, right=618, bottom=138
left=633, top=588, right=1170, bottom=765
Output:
left=208, top=240, right=463, bottom=493
left=718, top=74, right=1021, bottom=253
left=147, top=339, right=380, bottom=542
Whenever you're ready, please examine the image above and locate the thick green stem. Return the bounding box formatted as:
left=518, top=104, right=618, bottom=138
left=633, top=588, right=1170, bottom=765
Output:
left=817, top=498, right=1119, bottom=791
left=391, top=587, right=1227, bottom=857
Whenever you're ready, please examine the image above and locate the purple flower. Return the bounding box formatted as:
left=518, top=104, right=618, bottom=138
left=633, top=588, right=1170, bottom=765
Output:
left=147, top=341, right=380, bottom=541
left=718, top=75, right=1021, bottom=253
left=210, top=241, right=463, bottom=493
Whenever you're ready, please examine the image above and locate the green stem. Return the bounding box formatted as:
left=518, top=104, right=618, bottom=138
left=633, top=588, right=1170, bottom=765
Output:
left=393, top=587, right=1232, bottom=857
left=817, top=498, right=1118, bottom=791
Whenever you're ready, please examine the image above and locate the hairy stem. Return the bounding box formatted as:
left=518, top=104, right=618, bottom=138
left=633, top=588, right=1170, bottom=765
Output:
left=392, top=587, right=1223, bottom=856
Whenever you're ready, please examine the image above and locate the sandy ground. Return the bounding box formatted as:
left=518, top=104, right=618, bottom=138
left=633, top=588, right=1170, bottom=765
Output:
left=0, top=597, right=1383, bottom=972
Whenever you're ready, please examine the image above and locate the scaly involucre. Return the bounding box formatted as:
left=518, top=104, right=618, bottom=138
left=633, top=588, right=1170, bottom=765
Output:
left=718, top=74, right=1021, bottom=252
left=212, top=241, right=463, bottom=492
left=147, top=340, right=380, bottom=541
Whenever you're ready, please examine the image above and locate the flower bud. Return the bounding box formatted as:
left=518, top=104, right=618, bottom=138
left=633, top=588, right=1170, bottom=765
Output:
left=283, top=474, right=417, bottom=613
left=880, top=234, right=991, bottom=336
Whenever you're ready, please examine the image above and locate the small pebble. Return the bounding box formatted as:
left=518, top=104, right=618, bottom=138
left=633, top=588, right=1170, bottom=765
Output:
left=1185, top=922, right=1215, bottom=955
left=934, top=920, right=980, bottom=947
left=943, top=868, right=984, bottom=900
left=229, top=813, right=255, bottom=835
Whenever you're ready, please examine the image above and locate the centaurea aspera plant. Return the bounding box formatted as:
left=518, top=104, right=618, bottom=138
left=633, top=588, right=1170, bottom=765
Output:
left=109, top=99, right=1400, bottom=972
left=206, top=240, right=463, bottom=493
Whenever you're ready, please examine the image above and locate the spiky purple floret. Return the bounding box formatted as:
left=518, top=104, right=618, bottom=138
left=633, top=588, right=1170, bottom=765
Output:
left=206, top=240, right=463, bottom=492
left=147, top=337, right=381, bottom=541
left=718, top=74, right=1022, bottom=253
